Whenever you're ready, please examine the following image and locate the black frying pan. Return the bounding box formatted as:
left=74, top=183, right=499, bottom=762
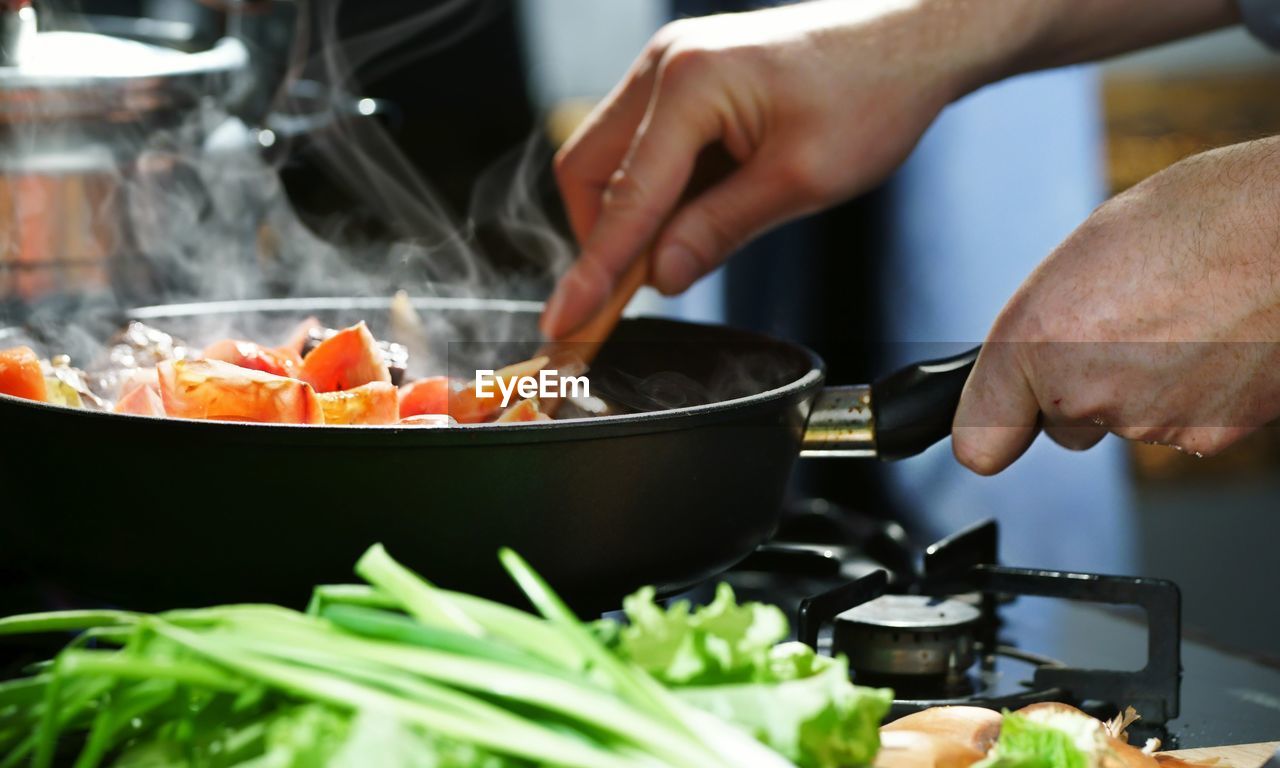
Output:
left=0, top=297, right=976, bottom=613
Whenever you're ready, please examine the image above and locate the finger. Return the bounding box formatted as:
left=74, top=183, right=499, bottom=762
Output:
left=650, top=156, right=818, bottom=295
left=555, top=44, right=664, bottom=244
left=1160, top=425, right=1252, bottom=458
left=543, top=71, right=720, bottom=339
left=952, top=343, right=1041, bottom=475
left=1043, top=421, right=1107, bottom=451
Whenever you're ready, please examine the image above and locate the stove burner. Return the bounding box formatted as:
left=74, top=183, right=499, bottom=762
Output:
left=772, top=517, right=1182, bottom=724
left=835, top=595, right=979, bottom=680
left=884, top=645, right=1066, bottom=717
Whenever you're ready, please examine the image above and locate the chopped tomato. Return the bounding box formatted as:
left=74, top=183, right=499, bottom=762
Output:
left=317, top=381, right=398, bottom=425
left=399, top=414, right=453, bottom=427
left=297, top=322, right=390, bottom=393
left=0, top=346, right=47, bottom=403
left=203, top=339, right=303, bottom=378
left=496, top=399, right=552, bottom=423
left=114, top=384, right=165, bottom=417
left=449, top=355, right=550, bottom=424
left=398, top=376, right=449, bottom=418
left=282, top=316, right=322, bottom=356
left=158, top=359, right=323, bottom=424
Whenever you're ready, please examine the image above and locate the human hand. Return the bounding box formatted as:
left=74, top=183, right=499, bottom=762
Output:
left=953, top=137, right=1280, bottom=474
left=541, top=0, right=1052, bottom=338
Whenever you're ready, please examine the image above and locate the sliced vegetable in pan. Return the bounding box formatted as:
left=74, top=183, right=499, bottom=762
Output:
left=317, top=381, right=400, bottom=425
left=0, top=345, right=46, bottom=403
left=0, top=315, right=583, bottom=427
left=157, top=358, right=324, bottom=424
left=297, top=322, right=391, bottom=394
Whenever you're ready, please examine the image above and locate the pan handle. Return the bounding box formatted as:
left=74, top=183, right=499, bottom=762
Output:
left=873, top=345, right=980, bottom=460
left=800, top=346, right=980, bottom=460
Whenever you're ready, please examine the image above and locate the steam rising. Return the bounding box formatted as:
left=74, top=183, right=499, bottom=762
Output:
left=3, top=0, right=573, bottom=366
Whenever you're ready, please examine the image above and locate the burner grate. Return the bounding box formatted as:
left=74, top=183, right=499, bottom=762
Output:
left=786, top=518, right=1182, bottom=724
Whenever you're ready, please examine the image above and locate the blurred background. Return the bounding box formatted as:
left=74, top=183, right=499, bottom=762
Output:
left=2, top=0, right=1277, bottom=661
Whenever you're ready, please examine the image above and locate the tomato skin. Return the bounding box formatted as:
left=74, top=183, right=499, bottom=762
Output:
left=114, top=384, right=165, bottom=417
left=298, top=322, right=390, bottom=393
left=496, top=399, right=552, bottom=423
left=203, top=339, right=303, bottom=378
left=158, top=359, right=324, bottom=424
left=282, top=316, right=322, bottom=356
left=0, top=346, right=47, bottom=403
left=448, top=356, right=551, bottom=424
left=398, top=376, right=450, bottom=418
left=317, top=381, right=398, bottom=425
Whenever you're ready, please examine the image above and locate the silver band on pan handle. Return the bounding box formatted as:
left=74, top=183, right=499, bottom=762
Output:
left=799, top=385, right=876, bottom=458
left=798, top=346, right=980, bottom=461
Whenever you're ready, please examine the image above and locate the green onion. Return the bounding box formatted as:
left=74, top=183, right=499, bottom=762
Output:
left=0, top=544, right=892, bottom=767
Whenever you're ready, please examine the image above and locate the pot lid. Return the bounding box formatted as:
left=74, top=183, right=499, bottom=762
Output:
left=0, top=20, right=249, bottom=122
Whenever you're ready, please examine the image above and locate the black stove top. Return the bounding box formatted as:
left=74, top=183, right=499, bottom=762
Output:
left=1004, top=598, right=1280, bottom=748
left=3, top=503, right=1277, bottom=750
left=700, top=504, right=1280, bottom=749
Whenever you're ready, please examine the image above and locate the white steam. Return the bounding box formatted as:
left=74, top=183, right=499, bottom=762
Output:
left=3, top=0, right=577, bottom=371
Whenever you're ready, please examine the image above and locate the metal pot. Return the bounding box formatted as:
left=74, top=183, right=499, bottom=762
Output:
left=0, top=4, right=260, bottom=309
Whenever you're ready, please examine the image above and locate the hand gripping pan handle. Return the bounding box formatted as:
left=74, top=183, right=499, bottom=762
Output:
left=801, top=346, right=980, bottom=460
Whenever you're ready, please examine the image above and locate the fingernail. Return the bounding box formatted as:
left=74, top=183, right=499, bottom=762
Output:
left=654, top=243, right=700, bottom=295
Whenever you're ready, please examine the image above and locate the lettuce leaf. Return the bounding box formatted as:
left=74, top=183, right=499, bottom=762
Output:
left=601, top=583, right=892, bottom=767
left=975, top=712, right=1094, bottom=768
left=675, top=654, right=891, bottom=768
left=605, top=583, right=790, bottom=685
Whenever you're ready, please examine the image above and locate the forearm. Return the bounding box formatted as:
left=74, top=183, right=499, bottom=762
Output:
left=1012, top=0, right=1242, bottom=72
left=916, top=0, right=1242, bottom=98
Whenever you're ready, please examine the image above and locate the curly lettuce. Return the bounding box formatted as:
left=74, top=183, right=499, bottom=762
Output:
left=975, top=711, right=1105, bottom=768
left=601, top=583, right=893, bottom=767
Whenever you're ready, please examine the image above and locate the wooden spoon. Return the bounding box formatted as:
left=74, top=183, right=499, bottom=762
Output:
left=535, top=254, right=650, bottom=416
left=538, top=253, right=650, bottom=362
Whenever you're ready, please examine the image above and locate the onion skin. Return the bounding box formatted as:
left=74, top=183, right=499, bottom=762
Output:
left=878, top=702, right=1170, bottom=768
left=883, top=706, right=1003, bottom=755
left=875, top=729, right=986, bottom=768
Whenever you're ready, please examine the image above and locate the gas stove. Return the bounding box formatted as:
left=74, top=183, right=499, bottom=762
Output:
left=690, top=502, right=1280, bottom=749
left=4, top=502, right=1278, bottom=750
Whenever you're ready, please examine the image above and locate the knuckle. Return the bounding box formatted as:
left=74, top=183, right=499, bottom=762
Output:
left=1113, top=424, right=1169, bottom=445
left=775, top=149, right=838, bottom=202
left=649, top=19, right=689, bottom=52
left=659, top=44, right=713, bottom=86
left=603, top=169, right=659, bottom=220
left=1050, top=397, right=1086, bottom=422
left=1046, top=425, right=1101, bottom=452
left=1169, top=427, right=1237, bottom=458
left=1050, top=393, right=1105, bottom=423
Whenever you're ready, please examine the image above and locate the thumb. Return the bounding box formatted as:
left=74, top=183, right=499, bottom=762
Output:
left=951, top=343, right=1041, bottom=475
left=651, top=160, right=815, bottom=295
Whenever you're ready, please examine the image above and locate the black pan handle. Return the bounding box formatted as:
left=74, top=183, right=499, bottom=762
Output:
left=800, top=345, right=980, bottom=460
left=872, top=345, right=980, bottom=461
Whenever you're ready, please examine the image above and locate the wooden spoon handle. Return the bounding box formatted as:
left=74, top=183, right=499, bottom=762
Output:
left=538, top=253, right=650, bottom=362
left=536, top=254, right=649, bottom=416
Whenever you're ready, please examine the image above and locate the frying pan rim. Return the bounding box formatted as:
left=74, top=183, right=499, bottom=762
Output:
left=1, top=297, right=826, bottom=443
